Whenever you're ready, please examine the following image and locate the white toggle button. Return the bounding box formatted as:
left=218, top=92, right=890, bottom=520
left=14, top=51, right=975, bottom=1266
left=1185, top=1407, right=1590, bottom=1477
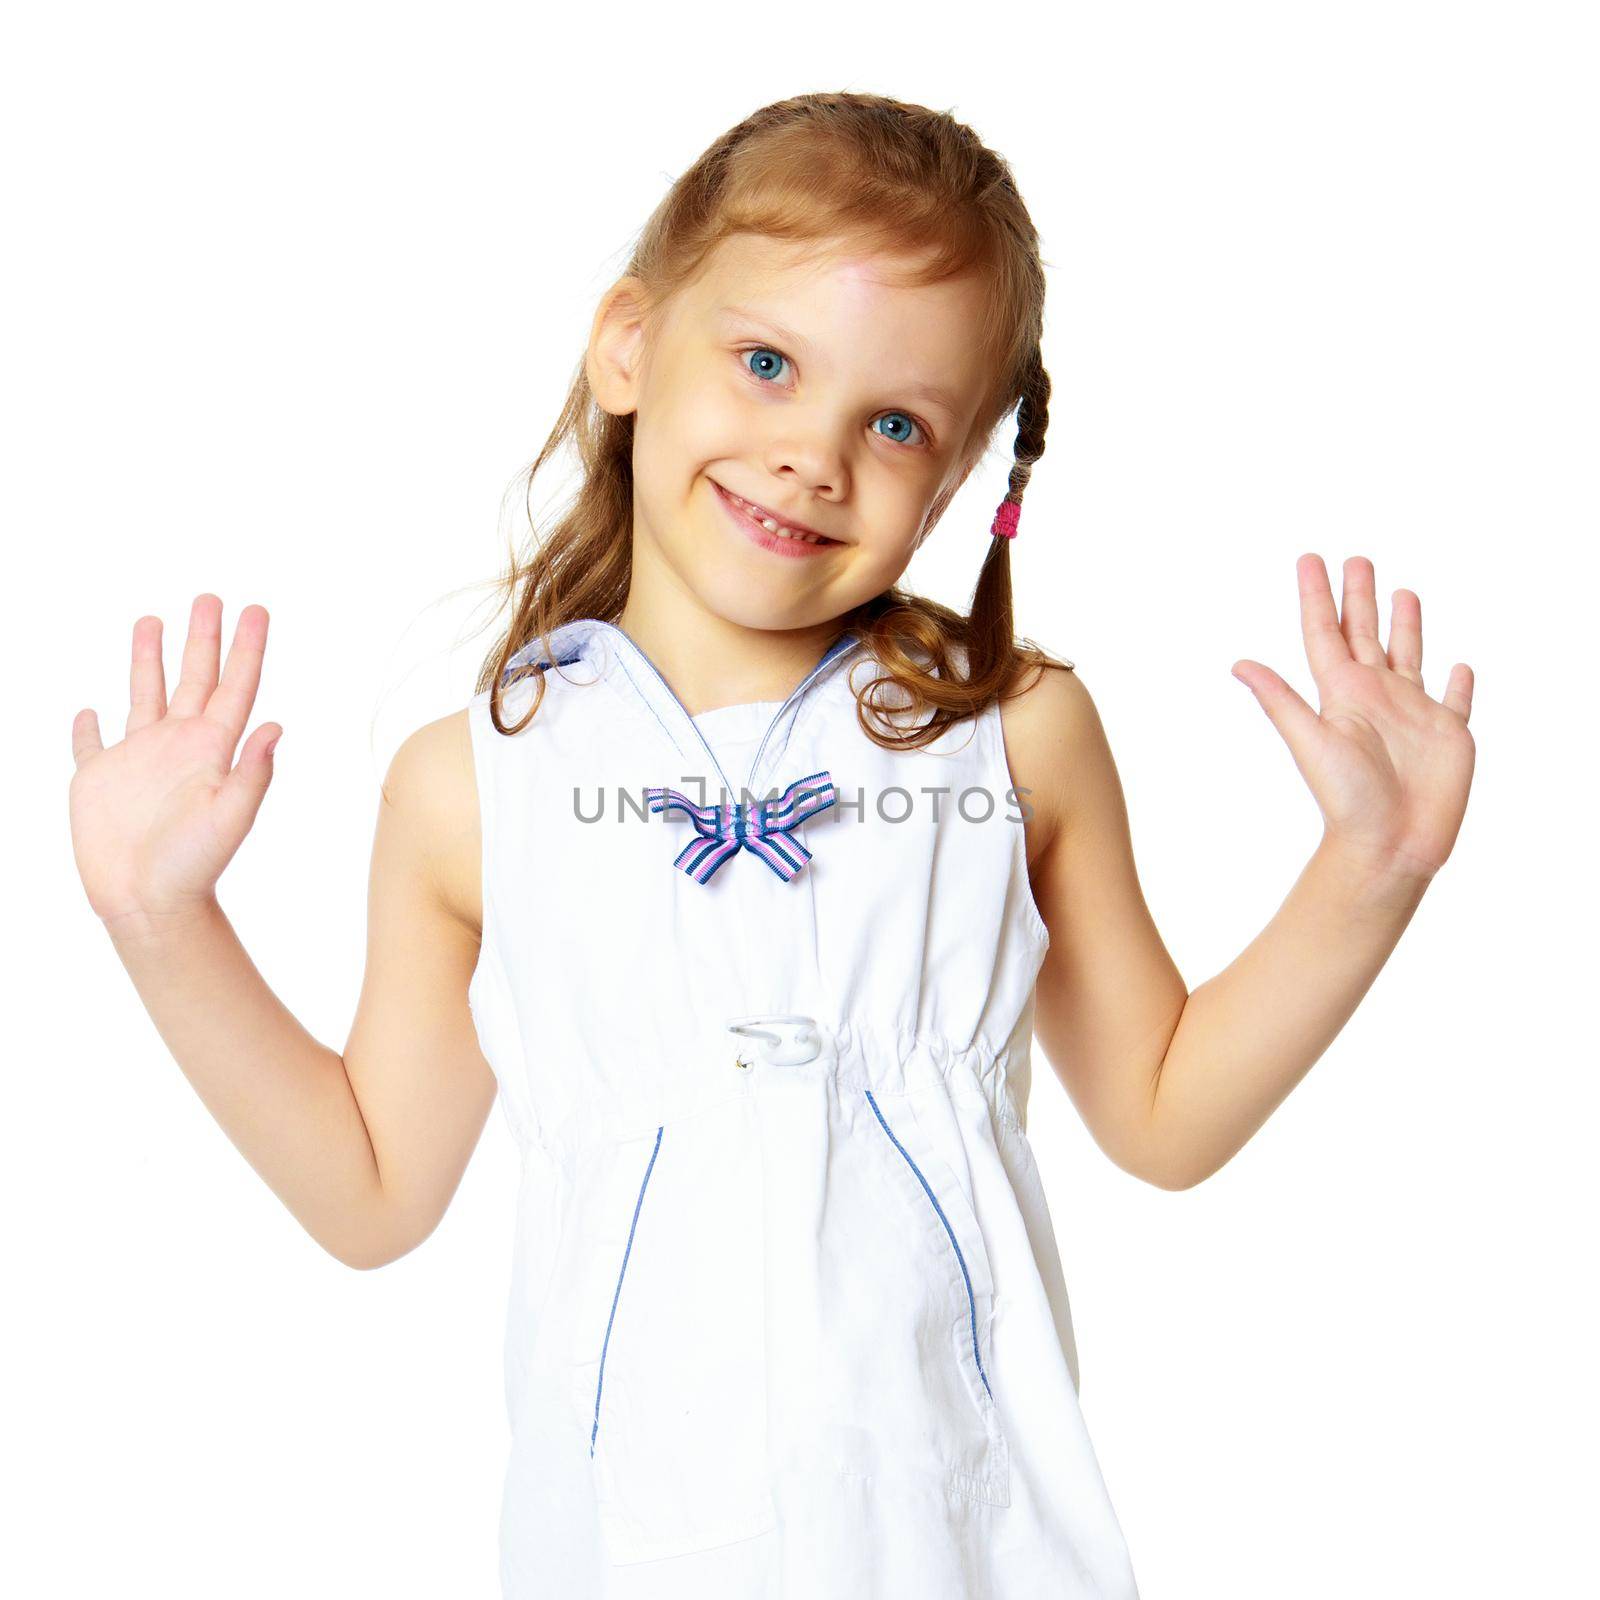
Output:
left=726, top=1013, right=822, bottom=1067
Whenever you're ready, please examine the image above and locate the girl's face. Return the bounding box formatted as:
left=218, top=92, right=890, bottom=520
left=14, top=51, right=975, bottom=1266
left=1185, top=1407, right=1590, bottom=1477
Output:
left=589, top=233, right=996, bottom=636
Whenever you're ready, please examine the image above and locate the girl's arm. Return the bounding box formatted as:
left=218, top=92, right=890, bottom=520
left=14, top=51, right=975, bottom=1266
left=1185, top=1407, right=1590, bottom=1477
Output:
left=71, top=597, right=498, bottom=1267
left=1007, top=555, right=1475, bottom=1191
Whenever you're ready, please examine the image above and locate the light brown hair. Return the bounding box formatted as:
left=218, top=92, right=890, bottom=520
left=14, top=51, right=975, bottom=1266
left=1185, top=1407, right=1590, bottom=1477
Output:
left=476, top=91, right=1065, bottom=744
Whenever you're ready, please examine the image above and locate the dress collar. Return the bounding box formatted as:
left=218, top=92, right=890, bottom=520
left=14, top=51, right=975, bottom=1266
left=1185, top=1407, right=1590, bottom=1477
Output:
left=503, top=617, right=865, bottom=800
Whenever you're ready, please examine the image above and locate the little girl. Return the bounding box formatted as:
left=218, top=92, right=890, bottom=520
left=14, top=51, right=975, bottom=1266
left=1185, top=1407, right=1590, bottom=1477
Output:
left=68, top=93, right=1476, bottom=1597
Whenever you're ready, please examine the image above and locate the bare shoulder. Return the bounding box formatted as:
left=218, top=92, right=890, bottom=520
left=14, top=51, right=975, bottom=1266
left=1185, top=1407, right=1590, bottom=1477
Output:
left=379, top=705, right=482, bottom=935
left=994, top=656, right=1119, bottom=872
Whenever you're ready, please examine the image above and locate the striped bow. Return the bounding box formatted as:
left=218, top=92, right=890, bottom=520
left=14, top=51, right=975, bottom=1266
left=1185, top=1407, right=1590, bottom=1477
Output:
left=644, top=770, right=838, bottom=884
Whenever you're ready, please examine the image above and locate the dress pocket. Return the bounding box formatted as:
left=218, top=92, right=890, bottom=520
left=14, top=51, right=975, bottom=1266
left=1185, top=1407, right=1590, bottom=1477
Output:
left=565, top=1095, right=776, bottom=1566
left=857, top=1084, right=1011, bottom=1506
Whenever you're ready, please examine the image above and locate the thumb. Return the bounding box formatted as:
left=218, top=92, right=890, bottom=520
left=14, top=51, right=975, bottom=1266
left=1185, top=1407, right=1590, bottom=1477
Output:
left=215, top=722, right=282, bottom=843
left=1231, top=660, right=1322, bottom=758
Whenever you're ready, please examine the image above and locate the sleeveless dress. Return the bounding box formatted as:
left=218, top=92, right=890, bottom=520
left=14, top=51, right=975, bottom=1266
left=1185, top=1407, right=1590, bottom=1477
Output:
left=465, top=617, right=1141, bottom=1598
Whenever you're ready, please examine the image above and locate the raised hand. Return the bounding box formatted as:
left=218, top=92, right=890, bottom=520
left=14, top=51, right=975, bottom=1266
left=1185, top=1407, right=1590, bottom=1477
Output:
left=1231, top=554, right=1476, bottom=884
left=69, top=595, right=283, bottom=934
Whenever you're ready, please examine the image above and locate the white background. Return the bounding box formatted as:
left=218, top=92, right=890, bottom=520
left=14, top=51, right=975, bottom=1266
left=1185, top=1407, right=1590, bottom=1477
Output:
left=6, top=2, right=1595, bottom=1595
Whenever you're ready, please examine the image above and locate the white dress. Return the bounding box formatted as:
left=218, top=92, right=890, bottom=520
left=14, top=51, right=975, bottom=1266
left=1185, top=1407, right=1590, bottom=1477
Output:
left=465, top=617, right=1141, bottom=1597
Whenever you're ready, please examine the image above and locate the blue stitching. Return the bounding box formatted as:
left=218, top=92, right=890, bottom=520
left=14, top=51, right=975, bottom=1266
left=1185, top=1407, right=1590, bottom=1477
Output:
left=864, top=1090, right=994, bottom=1402
left=590, top=1125, right=664, bottom=1457
left=608, top=651, right=714, bottom=780
left=503, top=649, right=583, bottom=684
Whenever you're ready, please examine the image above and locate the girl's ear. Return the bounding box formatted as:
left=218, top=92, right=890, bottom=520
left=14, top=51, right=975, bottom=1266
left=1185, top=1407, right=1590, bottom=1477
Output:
left=586, top=275, right=652, bottom=417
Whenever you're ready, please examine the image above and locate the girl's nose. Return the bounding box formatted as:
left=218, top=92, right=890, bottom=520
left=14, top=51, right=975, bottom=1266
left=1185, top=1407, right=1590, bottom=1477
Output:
left=726, top=1012, right=822, bottom=1068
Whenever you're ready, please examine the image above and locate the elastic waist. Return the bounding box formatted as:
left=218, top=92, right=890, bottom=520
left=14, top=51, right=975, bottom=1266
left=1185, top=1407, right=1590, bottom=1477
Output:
left=552, top=1013, right=1025, bottom=1158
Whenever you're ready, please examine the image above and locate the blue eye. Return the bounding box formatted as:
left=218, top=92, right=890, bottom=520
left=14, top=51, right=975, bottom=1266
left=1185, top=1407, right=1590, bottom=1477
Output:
left=745, top=347, right=789, bottom=382
left=737, top=345, right=930, bottom=449
left=873, top=412, right=926, bottom=448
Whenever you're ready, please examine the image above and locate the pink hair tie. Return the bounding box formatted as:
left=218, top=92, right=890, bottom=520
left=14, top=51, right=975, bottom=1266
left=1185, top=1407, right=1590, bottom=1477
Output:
left=990, top=499, right=1021, bottom=539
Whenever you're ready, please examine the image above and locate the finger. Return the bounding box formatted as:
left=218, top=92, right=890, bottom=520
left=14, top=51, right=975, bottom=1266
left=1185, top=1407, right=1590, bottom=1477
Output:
left=1232, top=658, right=1325, bottom=757
left=1387, top=588, right=1424, bottom=684
left=71, top=707, right=104, bottom=769
left=206, top=603, right=270, bottom=751
left=168, top=593, right=224, bottom=719
left=1297, top=553, right=1351, bottom=679
left=1340, top=556, right=1386, bottom=667
left=127, top=614, right=168, bottom=735
left=213, top=721, right=283, bottom=844
left=1442, top=663, right=1474, bottom=724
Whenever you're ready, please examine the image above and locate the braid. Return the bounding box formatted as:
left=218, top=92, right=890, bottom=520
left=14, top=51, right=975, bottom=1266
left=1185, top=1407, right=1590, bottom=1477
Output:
left=989, top=346, right=1051, bottom=539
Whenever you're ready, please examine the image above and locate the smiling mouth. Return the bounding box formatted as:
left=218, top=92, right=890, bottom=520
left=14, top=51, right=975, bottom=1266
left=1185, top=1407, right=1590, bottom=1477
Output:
left=713, top=481, right=843, bottom=546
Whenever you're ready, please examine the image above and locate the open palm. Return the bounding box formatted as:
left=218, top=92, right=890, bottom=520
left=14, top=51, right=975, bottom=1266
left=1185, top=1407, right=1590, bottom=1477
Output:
left=1232, top=554, right=1476, bottom=883
left=69, top=595, right=282, bottom=932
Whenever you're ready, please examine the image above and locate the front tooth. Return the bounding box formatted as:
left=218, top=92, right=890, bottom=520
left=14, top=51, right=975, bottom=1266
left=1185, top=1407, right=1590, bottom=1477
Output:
left=734, top=493, right=820, bottom=542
